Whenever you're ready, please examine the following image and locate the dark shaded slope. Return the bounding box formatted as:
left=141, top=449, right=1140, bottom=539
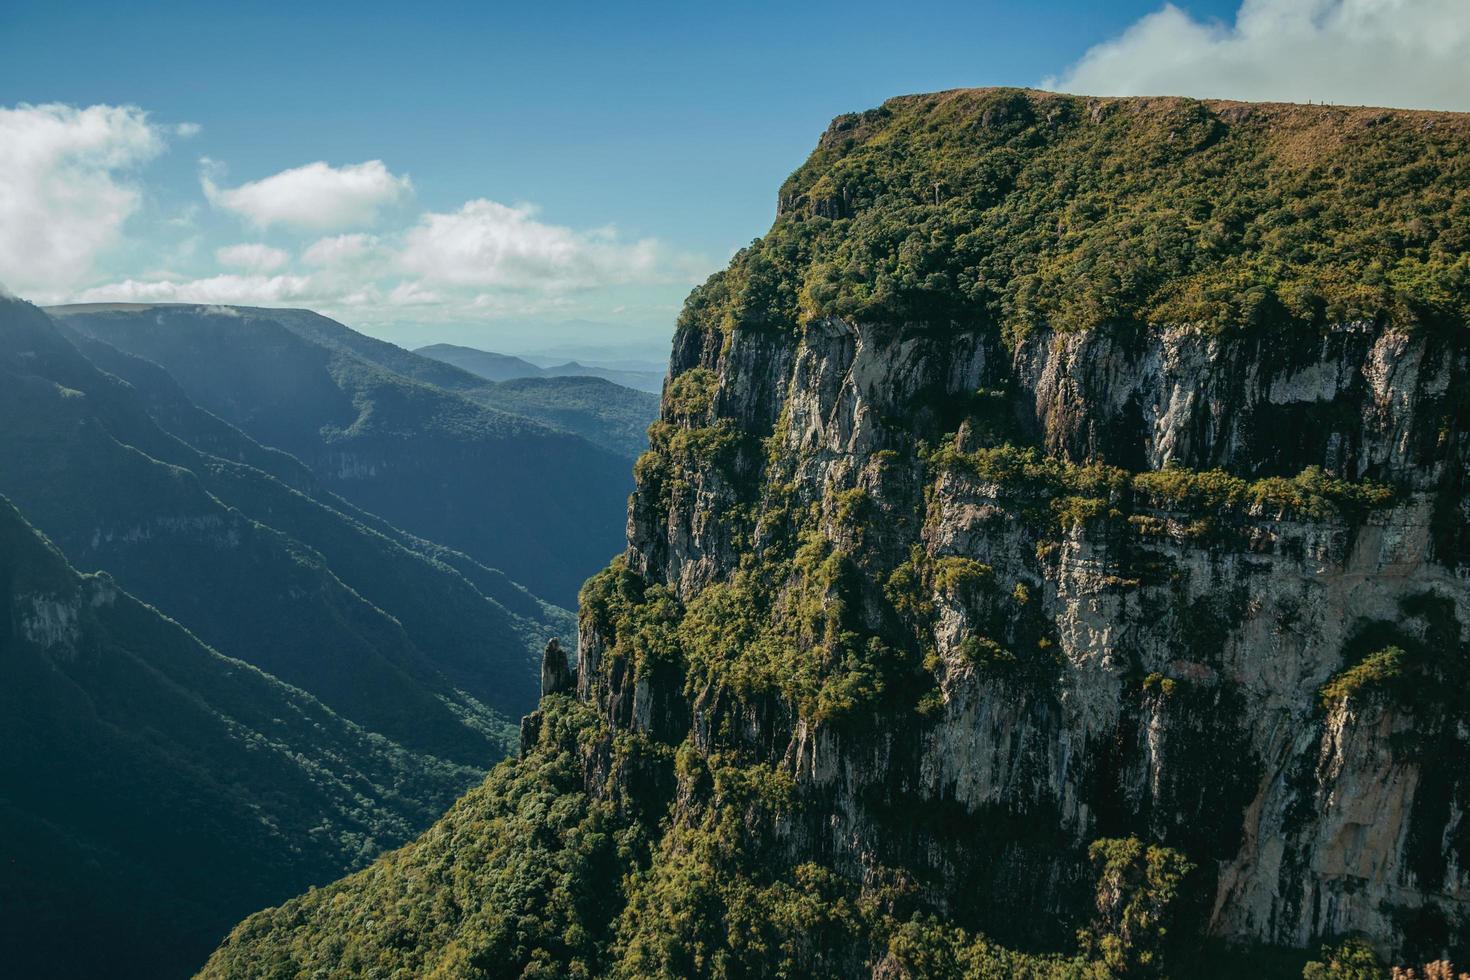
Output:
left=53, top=304, right=631, bottom=605
left=0, top=496, right=476, bottom=980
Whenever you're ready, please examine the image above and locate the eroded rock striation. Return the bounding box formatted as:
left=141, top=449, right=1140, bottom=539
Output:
left=618, top=309, right=1467, bottom=958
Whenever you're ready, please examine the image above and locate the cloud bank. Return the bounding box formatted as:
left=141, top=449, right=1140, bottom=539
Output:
left=203, top=159, right=412, bottom=231
left=0, top=103, right=167, bottom=295
left=72, top=203, right=702, bottom=321
left=215, top=242, right=289, bottom=273
left=399, top=200, right=666, bottom=291
left=0, top=102, right=713, bottom=322
left=1045, top=0, right=1470, bottom=111
left=302, top=233, right=381, bottom=268
left=76, top=273, right=317, bottom=307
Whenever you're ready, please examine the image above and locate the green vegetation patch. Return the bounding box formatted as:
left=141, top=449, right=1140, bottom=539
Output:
left=682, top=88, right=1470, bottom=344
left=1319, top=646, right=1407, bottom=708
left=932, top=442, right=1396, bottom=530
left=200, top=696, right=646, bottom=980
left=679, top=533, right=905, bottom=725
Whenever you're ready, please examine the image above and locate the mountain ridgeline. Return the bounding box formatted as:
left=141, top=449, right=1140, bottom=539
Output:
left=50, top=304, right=638, bottom=605
left=201, top=90, right=1470, bottom=978
left=411, top=340, right=664, bottom=459
left=415, top=341, right=667, bottom=393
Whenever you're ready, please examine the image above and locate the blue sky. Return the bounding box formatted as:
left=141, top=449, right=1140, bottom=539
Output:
left=1, top=0, right=1464, bottom=355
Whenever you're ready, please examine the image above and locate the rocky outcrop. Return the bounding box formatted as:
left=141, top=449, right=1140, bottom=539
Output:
left=541, top=637, right=576, bottom=695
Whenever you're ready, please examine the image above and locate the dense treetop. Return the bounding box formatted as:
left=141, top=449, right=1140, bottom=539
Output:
left=686, top=88, right=1470, bottom=342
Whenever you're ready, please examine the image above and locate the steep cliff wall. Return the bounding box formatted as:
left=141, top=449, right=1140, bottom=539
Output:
left=604, top=308, right=1467, bottom=961
left=203, top=89, right=1470, bottom=978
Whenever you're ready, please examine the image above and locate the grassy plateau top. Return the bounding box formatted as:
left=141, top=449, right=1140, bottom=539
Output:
left=685, top=88, right=1470, bottom=343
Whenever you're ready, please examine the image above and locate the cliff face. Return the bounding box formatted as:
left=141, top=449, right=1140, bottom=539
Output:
left=602, top=308, right=1467, bottom=959
left=202, top=89, right=1470, bottom=977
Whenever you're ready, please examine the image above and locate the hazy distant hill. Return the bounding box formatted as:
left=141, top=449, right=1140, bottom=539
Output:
left=0, top=494, right=480, bottom=980
left=52, top=304, right=632, bottom=605
left=417, top=340, right=666, bottom=393
left=410, top=342, right=544, bottom=381
left=407, top=341, right=662, bottom=456
left=538, top=359, right=664, bottom=393
left=473, top=375, right=659, bottom=459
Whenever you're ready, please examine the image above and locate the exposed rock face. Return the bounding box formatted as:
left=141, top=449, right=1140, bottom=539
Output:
left=541, top=637, right=576, bottom=696
left=585, top=311, right=1470, bottom=961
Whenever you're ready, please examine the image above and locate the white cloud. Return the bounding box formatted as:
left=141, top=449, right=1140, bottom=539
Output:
left=75, top=273, right=318, bottom=307
left=167, top=204, right=200, bottom=228
left=0, top=103, right=166, bottom=296
left=386, top=281, right=444, bottom=306
left=302, top=232, right=380, bottom=268
left=398, top=199, right=668, bottom=291
left=203, top=159, right=412, bottom=231
left=174, top=122, right=202, bottom=138
left=1045, top=0, right=1470, bottom=111
left=42, top=118, right=710, bottom=325
left=215, top=242, right=289, bottom=273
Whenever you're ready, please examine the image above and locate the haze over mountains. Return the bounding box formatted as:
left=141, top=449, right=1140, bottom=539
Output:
left=415, top=341, right=666, bottom=393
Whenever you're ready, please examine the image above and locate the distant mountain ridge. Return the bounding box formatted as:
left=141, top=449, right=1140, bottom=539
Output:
left=410, top=343, right=545, bottom=382
left=416, top=340, right=666, bottom=393
left=51, top=304, right=635, bottom=605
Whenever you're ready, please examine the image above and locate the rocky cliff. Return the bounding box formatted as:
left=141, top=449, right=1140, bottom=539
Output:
left=202, top=89, right=1470, bottom=977
left=608, top=309, right=1466, bottom=961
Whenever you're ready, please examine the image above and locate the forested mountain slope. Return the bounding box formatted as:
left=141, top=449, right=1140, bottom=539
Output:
left=52, top=304, right=632, bottom=604
left=0, top=297, right=566, bottom=763
left=204, top=89, right=1470, bottom=978
left=413, top=342, right=546, bottom=381
left=237, top=308, right=664, bottom=457
left=472, top=375, right=659, bottom=459
left=0, top=497, right=475, bottom=980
